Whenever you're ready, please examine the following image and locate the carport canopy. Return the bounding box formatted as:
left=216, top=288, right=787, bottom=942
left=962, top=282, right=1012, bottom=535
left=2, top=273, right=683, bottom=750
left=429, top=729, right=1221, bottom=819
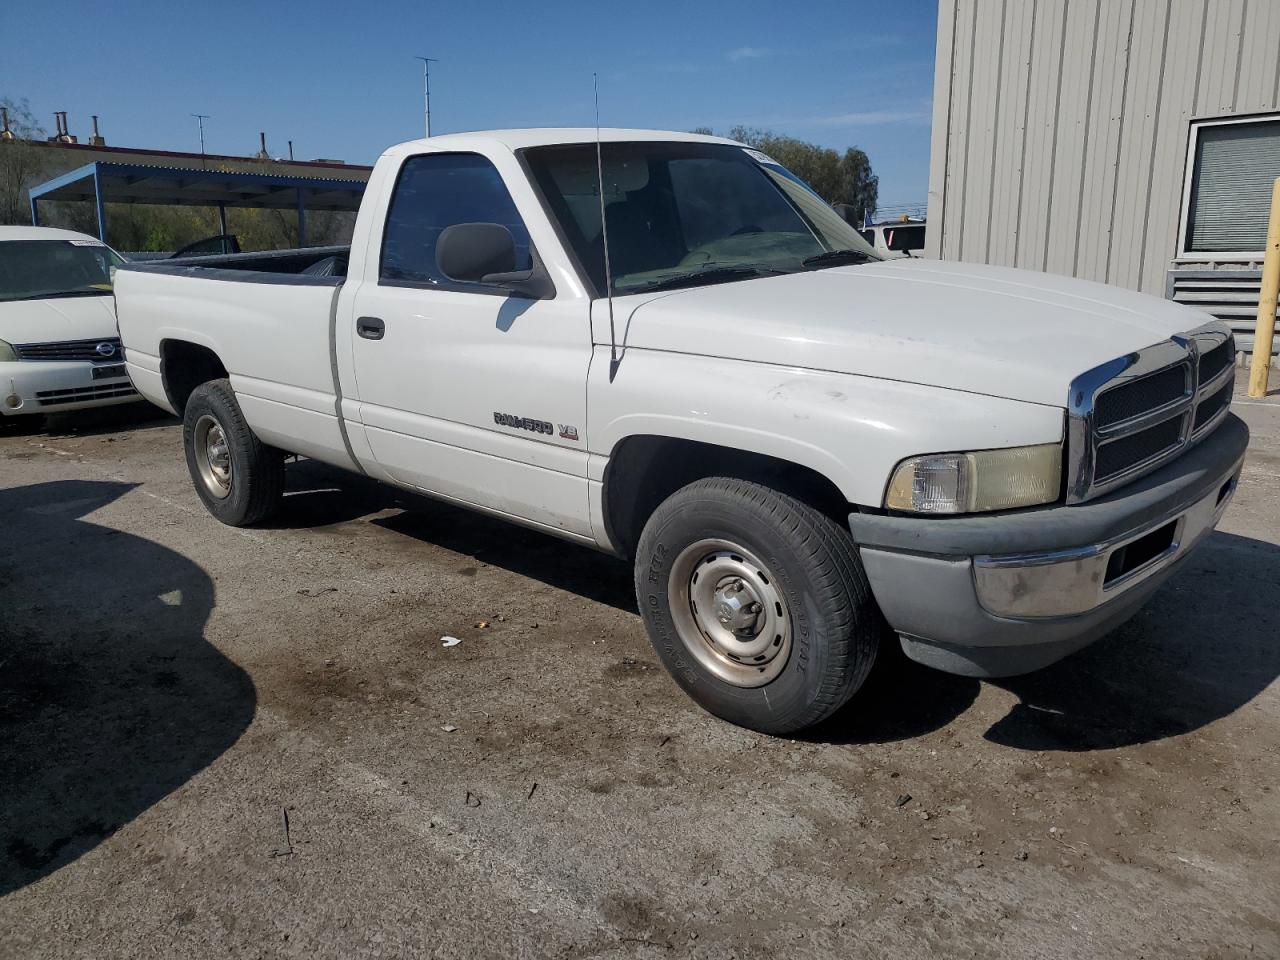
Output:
left=28, top=161, right=368, bottom=247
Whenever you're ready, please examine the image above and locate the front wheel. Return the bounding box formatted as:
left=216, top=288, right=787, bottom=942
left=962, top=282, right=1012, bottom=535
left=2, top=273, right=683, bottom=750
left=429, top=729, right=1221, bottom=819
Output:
left=635, top=478, right=881, bottom=734
left=183, top=379, right=284, bottom=526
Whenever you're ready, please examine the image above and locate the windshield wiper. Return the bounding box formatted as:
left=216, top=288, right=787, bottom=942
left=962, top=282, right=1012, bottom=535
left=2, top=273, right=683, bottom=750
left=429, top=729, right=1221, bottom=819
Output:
left=627, top=264, right=791, bottom=294
left=801, top=249, right=876, bottom=269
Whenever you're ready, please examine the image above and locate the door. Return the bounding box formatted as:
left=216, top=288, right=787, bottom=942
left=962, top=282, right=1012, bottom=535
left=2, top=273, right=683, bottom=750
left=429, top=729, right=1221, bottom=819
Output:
left=348, top=151, right=594, bottom=539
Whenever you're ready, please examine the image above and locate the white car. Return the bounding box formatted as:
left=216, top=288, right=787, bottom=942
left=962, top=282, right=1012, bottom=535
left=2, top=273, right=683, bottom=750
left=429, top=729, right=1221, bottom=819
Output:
left=0, top=226, right=139, bottom=420
left=114, top=129, right=1246, bottom=734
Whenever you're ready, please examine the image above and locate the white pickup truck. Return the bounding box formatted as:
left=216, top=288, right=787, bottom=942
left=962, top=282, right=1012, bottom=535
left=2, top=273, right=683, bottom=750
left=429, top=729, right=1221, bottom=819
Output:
left=115, top=129, right=1249, bottom=734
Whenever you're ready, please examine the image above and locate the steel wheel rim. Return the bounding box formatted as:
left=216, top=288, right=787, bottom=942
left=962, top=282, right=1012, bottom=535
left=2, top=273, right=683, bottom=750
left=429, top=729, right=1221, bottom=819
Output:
left=668, top=538, right=792, bottom=688
left=193, top=414, right=232, bottom=499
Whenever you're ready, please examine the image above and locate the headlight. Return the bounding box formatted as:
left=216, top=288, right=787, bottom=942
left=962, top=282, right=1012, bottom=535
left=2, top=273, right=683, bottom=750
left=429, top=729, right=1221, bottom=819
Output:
left=885, top=443, right=1062, bottom=514
left=0, top=340, right=16, bottom=362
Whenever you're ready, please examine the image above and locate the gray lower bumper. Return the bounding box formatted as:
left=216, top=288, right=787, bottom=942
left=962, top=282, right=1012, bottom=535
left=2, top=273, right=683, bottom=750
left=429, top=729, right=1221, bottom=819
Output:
left=850, top=414, right=1249, bottom=678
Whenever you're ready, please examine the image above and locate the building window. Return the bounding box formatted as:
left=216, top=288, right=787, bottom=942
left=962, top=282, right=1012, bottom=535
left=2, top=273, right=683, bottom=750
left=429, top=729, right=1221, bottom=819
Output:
left=1182, top=114, right=1280, bottom=257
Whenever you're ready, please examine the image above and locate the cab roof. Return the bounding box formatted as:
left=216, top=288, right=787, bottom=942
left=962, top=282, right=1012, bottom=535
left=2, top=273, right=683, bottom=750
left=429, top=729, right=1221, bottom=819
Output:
left=384, top=127, right=740, bottom=156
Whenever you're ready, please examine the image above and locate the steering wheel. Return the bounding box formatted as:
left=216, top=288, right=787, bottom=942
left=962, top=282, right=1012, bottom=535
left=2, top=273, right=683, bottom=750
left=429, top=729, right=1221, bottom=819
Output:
left=731, top=224, right=764, bottom=236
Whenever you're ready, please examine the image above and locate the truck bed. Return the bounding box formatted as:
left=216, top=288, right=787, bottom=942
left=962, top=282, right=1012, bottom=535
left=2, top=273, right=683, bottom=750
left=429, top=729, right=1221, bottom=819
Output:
left=124, top=245, right=350, bottom=285
left=115, top=247, right=356, bottom=470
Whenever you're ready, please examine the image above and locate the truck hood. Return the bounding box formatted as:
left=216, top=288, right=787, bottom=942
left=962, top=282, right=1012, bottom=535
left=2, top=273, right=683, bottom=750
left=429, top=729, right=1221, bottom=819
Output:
left=615, top=259, right=1215, bottom=407
left=0, top=295, right=118, bottom=346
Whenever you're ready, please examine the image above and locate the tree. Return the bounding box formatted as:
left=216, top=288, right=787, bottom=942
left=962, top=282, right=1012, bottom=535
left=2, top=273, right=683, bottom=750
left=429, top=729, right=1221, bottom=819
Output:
left=700, top=125, right=879, bottom=225
left=0, top=97, right=51, bottom=226
left=837, top=147, right=878, bottom=227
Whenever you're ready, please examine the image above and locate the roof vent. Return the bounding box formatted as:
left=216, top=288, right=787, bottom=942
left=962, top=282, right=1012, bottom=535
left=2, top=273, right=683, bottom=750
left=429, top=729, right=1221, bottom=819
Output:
left=89, top=115, right=106, bottom=146
left=47, top=111, right=77, bottom=144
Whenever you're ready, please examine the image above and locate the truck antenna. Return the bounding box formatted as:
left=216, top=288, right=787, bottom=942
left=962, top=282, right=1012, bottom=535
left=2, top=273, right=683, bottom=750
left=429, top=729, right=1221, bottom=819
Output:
left=594, top=73, right=619, bottom=380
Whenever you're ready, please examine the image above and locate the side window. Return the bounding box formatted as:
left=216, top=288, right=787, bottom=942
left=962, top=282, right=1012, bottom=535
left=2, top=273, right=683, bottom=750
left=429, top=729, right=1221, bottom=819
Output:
left=380, top=153, right=532, bottom=287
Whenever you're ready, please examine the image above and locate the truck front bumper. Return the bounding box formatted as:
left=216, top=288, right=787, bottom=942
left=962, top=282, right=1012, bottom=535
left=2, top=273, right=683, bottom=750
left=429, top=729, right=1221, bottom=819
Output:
left=1, top=360, right=139, bottom=417
left=848, top=414, right=1250, bottom=678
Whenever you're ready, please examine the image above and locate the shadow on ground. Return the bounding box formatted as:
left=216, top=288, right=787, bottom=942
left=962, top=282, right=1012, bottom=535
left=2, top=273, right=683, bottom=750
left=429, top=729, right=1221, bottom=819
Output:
left=246, top=460, right=1280, bottom=752
left=0, top=480, right=255, bottom=897
left=814, top=531, right=1280, bottom=750
left=274, top=459, right=636, bottom=612
left=2, top=402, right=178, bottom=440
left=984, top=531, right=1280, bottom=751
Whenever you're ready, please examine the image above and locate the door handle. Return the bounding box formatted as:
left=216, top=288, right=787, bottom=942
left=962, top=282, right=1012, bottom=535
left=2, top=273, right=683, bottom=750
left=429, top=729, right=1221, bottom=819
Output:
left=356, top=316, right=385, bottom=340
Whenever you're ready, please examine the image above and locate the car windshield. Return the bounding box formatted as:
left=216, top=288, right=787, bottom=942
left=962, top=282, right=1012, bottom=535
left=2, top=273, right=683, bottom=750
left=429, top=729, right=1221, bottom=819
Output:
left=0, top=240, right=124, bottom=303
left=523, top=141, right=880, bottom=295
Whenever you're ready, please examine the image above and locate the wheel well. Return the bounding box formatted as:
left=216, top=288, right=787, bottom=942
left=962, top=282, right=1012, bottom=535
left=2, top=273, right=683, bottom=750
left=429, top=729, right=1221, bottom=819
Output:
left=160, top=340, right=228, bottom=415
left=602, top=436, right=851, bottom=559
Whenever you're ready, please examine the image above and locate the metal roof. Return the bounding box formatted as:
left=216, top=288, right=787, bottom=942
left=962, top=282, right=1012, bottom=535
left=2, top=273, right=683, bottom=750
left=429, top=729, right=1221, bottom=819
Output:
left=28, top=161, right=367, bottom=212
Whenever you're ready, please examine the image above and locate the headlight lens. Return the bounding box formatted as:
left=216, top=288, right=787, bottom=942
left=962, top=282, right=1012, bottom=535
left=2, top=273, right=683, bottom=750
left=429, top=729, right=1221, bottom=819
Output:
left=885, top=443, right=1063, bottom=514
left=0, top=339, right=16, bottom=362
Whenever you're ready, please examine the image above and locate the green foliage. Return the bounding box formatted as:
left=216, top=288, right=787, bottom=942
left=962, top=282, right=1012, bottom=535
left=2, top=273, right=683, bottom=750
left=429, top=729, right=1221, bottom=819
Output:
left=698, top=125, right=880, bottom=225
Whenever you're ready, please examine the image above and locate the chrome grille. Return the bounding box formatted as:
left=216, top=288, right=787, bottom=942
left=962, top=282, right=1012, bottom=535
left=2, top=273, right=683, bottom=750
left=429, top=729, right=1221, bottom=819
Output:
left=13, top=338, right=123, bottom=362
left=1094, top=415, right=1186, bottom=482
left=1193, top=381, right=1232, bottom=433
left=1094, top=364, right=1189, bottom=428
left=1197, top=339, right=1233, bottom=385
left=1067, top=323, right=1235, bottom=503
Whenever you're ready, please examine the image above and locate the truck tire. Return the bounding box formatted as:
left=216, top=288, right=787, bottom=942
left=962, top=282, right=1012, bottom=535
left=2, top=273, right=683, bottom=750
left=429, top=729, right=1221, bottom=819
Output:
left=635, top=477, right=880, bottom=734
left=182, top=379, right=284, bottom=527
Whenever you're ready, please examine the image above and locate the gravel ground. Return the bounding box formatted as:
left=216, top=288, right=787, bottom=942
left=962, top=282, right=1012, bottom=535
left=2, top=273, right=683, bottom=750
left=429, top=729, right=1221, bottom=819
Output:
left=1, top=375, right=1278, bottom=960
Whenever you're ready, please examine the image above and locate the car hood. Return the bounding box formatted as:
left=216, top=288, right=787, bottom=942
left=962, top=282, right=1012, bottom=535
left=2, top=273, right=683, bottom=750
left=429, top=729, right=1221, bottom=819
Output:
left=614, top=259, right=1217, bottom=407
left=0, top=295, right=118, bottom=347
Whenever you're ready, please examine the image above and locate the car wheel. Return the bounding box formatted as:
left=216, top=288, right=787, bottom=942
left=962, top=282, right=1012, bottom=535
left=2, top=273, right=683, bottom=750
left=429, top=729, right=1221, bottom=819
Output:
left=635, top=477, right=881, bottom=735
left=183, top=378, right=284, bottom=526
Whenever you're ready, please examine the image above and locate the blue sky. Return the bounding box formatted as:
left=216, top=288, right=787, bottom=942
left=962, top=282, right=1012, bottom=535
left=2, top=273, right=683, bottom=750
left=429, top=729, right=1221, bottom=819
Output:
left=6, top=0, right=938, bottom=210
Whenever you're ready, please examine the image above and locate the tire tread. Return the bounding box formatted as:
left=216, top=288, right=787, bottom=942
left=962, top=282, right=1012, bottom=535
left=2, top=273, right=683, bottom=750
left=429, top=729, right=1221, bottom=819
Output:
left=183, top=378, right=284, bottom=526
left=635, top=477, right=880, bottom=733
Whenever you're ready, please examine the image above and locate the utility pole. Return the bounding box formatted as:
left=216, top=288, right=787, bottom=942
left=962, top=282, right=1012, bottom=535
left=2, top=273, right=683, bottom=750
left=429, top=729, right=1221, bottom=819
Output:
left=191, top=113, right=209, bottom=168
left=414, top=56, right=438, bottom=137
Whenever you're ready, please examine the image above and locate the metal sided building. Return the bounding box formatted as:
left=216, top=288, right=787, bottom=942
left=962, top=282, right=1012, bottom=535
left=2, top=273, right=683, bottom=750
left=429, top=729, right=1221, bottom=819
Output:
left=926, top=0, right=1280, bottom=362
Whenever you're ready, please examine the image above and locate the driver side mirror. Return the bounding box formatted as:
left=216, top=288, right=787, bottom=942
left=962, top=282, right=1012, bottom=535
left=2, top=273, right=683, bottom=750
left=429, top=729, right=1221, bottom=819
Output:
left=436, top=222, right=553, bottom=299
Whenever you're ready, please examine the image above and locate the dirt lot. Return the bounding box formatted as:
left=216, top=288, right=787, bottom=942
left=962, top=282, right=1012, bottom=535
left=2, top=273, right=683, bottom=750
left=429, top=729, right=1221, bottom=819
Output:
left=2, top=376, right=1278, bottom=960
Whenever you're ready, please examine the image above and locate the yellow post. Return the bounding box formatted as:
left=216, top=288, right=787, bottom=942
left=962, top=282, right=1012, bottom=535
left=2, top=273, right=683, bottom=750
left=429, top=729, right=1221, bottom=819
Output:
left=1247, top=176, right=1280, bottom=398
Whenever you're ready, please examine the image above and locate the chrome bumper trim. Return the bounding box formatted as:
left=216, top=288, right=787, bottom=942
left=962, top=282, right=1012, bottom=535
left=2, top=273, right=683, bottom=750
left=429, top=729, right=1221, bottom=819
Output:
left=973, top=471, right=1238, bottom=619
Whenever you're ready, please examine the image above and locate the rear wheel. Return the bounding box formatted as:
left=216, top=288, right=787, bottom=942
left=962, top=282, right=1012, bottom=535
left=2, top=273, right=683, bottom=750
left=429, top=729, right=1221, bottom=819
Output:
left=182, top=379, right=284, bottom=526
left=635, top=477, right=881, bottom=734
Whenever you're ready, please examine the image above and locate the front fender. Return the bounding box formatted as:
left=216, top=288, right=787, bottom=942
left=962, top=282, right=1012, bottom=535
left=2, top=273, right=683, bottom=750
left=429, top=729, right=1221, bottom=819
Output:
left=588, top=349, right=1065, bottom=507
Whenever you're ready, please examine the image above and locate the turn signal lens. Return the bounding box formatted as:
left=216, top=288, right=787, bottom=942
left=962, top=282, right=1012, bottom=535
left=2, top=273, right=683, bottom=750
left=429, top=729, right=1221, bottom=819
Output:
left=0, top=339, right=15, bottom=362
left=885, top=443, right=1062, bottom=514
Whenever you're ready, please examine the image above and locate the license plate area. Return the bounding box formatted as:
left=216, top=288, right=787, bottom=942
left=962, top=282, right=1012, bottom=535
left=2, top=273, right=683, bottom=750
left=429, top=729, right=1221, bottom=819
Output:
left=92, top=363, right=127, bottom=381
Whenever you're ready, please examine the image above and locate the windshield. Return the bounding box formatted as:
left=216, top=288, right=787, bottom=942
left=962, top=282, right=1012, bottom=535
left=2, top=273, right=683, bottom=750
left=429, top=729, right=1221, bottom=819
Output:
left=0, top=240, right=124, bottom=303
left=523, top=141, right=880, bottom=295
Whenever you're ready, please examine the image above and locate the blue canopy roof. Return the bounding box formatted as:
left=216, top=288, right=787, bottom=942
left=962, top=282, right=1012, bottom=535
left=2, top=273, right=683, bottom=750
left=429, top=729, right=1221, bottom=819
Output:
left=29, top=160, right=369, bottom=245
